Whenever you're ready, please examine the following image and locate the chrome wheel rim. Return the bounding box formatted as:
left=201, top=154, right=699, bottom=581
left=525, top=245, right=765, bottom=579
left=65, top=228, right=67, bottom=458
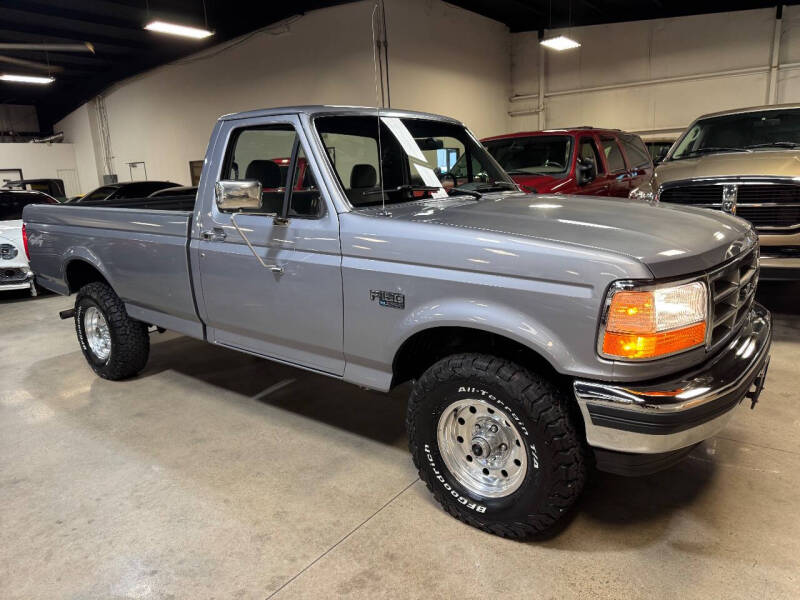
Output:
left=436, top=398, right=528, bottom=498
left=84, top=306, right=111, bottom=361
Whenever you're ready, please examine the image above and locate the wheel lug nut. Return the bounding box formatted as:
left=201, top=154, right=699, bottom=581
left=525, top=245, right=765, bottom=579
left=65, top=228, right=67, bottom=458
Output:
left=474, top=423, right=481, bottom=431
left=489, top=424, right=498, bottom=433
left=499, top=443, right=507, bottom=452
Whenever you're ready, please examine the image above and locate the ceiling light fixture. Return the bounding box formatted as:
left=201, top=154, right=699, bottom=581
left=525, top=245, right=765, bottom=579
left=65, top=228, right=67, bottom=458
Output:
left=144, top=20, right=214, bottom=39
left=0, top=73, right=55, bottom=84
left=540, top=35, right=581, bottom=51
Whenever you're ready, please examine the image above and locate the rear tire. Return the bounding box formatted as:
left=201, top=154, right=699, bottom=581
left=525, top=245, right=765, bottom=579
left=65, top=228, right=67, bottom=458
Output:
left=75, top=282, right=150, bottom=380
left=407, top=353, right=587, bottom=539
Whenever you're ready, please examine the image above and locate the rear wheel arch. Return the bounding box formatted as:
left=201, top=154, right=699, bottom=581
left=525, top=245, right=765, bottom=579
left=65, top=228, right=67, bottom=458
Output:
left=64, top=259, right=111, bottom=294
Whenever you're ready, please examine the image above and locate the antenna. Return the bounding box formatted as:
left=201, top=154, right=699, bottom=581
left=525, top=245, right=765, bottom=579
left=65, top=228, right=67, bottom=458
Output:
left=371, top=1, right=388, bottom=216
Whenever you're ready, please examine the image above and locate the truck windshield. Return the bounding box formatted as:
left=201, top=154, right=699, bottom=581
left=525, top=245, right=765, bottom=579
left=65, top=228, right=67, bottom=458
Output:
left=671, top=108, right=800, bottom=160
left=483, top=135, right=572, bottom=175
left=314, top=115, right=511, bottom=207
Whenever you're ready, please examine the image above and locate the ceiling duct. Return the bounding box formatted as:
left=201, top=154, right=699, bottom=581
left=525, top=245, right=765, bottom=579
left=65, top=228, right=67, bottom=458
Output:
left=30, top=131, right=64, bottom=143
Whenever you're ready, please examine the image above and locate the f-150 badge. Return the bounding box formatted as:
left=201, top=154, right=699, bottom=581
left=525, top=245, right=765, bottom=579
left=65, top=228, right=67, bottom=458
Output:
left=370, top=290, right=405, bottom=309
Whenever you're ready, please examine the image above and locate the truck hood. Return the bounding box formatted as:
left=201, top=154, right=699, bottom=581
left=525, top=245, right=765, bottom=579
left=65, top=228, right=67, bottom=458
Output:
left=655, top=149, right=800, bottom=188
left=358, top=193, right=754, bottom=278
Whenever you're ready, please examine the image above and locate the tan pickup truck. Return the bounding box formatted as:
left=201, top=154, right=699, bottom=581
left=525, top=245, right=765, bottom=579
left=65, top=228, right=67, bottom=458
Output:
left=631, top=104, right=800, bottom=280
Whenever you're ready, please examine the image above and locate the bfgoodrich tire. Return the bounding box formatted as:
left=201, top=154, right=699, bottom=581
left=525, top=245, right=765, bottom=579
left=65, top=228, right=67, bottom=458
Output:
left=74, top=282, right=150, bottom=380
left=407, top=353, right=587, bottom=539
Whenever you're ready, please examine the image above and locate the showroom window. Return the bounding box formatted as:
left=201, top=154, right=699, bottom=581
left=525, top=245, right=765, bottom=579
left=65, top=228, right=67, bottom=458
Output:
left=222, top=124, right=321, bottom=217
left=600, top=136, right=626, bottom=172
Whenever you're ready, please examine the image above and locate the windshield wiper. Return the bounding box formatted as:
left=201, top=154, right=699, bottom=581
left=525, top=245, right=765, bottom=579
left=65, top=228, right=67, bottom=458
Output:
left=745, top=141, right=800, bottom=149
left=678, top=146, right=751, bottom=159
left=361, top=184, right=442, bottom=197
left=474, top=180, right=518, bottom=192
left=447, top=186, right=483, bottom=199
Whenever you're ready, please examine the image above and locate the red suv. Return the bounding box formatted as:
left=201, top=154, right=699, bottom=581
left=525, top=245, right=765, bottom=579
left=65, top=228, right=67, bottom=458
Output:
left=482, top=128, right=654, bottom=197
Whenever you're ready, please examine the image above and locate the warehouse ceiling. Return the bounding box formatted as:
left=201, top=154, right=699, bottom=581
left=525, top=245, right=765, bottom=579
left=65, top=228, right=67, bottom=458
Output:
left=0, top=0, right=795, bottom=132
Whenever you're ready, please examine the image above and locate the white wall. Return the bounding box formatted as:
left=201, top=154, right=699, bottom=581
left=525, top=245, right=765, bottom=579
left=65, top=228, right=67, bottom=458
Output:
left=508, top=7, right=800, bottom=136
left=55, top=0, right=511, bottom=192
left=56, top=102, right=100, bottom=192
left=0, top=143, right=78, bottom=194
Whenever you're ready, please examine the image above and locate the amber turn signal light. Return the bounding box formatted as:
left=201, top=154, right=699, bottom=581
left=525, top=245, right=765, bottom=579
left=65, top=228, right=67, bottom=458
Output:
left=601, top=282, right=707, bottom=360
left=602, top=322, right=706, bottom=360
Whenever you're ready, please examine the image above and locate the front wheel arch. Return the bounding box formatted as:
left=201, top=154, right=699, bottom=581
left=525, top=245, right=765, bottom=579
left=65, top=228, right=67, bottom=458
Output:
left=391, top=326, right=562, bottom=388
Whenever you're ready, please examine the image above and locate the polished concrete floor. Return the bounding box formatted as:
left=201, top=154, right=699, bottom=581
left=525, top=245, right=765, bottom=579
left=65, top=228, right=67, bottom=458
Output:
left=1, top=282, right=798, bottom=599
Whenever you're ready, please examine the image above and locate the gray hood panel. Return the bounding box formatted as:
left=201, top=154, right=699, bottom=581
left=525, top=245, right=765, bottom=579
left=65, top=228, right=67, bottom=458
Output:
left=357, top=193, right=754, bottom=279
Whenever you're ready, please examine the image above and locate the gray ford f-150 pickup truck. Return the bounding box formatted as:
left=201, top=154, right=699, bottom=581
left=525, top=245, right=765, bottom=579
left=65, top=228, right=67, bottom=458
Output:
left=24, top=106, right=772, bottom=539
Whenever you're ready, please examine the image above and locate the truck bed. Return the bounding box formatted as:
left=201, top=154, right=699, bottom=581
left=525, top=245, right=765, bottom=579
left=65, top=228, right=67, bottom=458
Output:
left=23, top=200, right=203, bottom=338
left=77, top=193, right=197, bottom=212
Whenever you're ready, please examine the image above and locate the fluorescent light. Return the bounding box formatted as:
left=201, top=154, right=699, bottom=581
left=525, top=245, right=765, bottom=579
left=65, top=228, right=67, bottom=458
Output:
left=0, top=74, right=54, bottom=84
left=540, top=35, right=581, bottom=51
left=145, top=20, right=213, bottom=39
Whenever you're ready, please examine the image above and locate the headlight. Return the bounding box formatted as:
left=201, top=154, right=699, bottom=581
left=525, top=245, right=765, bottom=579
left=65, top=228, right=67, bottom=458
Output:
left=629, top=186, right=654, bottom=202
left=599, top=281, right=707, bottom=360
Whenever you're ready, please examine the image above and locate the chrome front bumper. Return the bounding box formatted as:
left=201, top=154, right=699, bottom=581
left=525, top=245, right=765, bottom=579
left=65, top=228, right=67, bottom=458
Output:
left=574, top=303, right=772, bottom=455
left=0, top=268, right=34, bottom=292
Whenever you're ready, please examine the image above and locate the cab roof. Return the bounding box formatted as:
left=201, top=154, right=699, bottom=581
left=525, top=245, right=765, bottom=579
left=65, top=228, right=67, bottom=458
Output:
left=219, top=105, right=463, bottom=125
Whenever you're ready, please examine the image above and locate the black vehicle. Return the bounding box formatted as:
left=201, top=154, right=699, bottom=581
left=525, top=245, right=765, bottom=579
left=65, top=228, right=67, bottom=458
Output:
left=69, top=181, right=180, bottom=204
left=148, top=185, right=198, bottom=197
left=2, top=179, right=67, bottom=202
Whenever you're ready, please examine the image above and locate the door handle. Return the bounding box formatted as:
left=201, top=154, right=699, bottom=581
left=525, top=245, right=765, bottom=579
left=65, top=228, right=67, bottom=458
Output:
left=201, top=228, right=227, bottom=241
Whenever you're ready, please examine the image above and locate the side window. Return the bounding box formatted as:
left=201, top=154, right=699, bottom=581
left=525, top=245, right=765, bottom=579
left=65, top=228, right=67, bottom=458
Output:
left=81, top=186, right=115, bottom=202
left=619, top=134, right=652, bottom=168
left=223, top=125, right=298, bottom=215
left=578, top=137, right=604, bottom=177
left=600, top=137, right=626, bottom=173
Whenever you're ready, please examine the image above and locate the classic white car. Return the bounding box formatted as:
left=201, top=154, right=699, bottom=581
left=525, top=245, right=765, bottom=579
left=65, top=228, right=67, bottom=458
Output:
left=0, top=190, right=58, bottom=295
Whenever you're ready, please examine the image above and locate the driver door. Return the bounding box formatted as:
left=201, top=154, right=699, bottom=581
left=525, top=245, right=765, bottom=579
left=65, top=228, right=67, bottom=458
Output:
left=193, top=115, right=344, bottom=375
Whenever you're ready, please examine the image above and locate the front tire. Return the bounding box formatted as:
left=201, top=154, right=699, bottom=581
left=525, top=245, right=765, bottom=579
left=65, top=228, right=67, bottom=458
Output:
left=407, top=353, right=587, bottom=539
left=75, top=282, right=150, bottom=380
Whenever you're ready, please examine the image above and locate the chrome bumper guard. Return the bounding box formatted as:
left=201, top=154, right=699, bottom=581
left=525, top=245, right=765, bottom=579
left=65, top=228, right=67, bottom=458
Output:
left=574, top=303, right=772, bottom=454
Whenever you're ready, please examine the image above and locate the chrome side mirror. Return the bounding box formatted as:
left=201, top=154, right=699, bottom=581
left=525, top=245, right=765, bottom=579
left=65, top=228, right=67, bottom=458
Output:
left=215, top=180, right=262, bottom=212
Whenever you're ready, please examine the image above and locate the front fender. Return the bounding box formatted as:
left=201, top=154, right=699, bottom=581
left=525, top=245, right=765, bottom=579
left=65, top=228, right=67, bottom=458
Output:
left=393, top=297, right=572, bottom=373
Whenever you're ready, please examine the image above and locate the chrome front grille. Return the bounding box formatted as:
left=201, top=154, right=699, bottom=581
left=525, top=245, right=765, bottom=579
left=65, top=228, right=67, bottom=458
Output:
left=707, top=248, right=759, bottom=349
left=0, top=267, right=28, bottom=283
left=658, top=180, right=800, bottom=231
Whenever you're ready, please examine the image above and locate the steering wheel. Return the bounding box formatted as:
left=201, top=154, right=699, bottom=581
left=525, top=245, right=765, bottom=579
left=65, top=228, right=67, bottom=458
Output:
left=544, top=159, right=564, bottom=169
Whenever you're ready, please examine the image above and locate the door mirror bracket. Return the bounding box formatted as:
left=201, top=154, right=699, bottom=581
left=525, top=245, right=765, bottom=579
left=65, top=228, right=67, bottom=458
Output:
left=214, top=179, right=284, bottom=273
